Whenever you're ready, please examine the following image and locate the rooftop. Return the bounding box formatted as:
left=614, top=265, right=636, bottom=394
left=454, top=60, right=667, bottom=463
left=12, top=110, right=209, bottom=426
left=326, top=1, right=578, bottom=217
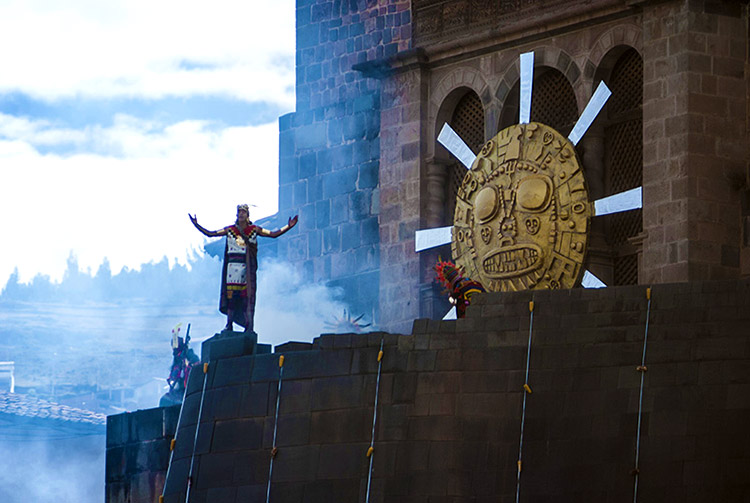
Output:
left=0, top=391, right=106, bottom=440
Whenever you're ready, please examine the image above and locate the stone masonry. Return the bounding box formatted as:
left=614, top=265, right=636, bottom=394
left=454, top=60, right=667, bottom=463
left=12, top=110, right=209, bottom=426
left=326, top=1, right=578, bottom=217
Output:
left=109, top=278, right=750, bottom=502
left=641, top=1, right=749, bottom=283
left=267, top=0, right=411, bottom=324
left=268, top=0, right=750, bottom=334
left=106, top=406, right=180, bottom=503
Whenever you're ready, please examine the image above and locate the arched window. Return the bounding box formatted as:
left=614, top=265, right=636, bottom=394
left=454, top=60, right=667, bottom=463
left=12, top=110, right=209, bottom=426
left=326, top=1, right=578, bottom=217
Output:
left=421, top=89, right=485, bottom=320
left=445, top=90, right=484, bottom=224
left=529, top=69, right=579, bottom=135
left=603, top=48, right=643, bottom=285
left=499, top=67, right=578, bottom=136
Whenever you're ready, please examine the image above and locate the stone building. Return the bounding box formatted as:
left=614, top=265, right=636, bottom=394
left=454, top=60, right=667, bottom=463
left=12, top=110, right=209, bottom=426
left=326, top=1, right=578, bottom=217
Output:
left=106, top=2, right=750, bottom=502
left=271, top=0, right=750, bottom=333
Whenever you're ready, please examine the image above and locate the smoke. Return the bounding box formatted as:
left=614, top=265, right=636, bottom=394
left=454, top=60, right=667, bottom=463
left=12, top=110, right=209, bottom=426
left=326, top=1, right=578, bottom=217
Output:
left=254, top=259, right=349, bottom=347
left=0, top=433, right=105, bottom=503
left=0, top=250, right=360, bottom=416
left=0, top=252, right=355, bottom=501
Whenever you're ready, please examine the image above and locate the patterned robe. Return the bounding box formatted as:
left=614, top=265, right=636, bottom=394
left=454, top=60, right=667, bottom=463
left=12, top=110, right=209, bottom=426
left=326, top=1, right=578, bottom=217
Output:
left=219, top=224, right=258, bottom=329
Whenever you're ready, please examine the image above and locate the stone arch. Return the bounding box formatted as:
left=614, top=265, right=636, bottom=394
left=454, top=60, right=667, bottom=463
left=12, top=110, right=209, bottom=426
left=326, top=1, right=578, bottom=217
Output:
left=495, top=47, right=583, bottom=136
left=421, top=71, right=489, bottom=322
left=584, top=23, right=642, bottom=92
left=428, top=86, right=486, bottom=228
left=430, top=66, right=491, bottom=157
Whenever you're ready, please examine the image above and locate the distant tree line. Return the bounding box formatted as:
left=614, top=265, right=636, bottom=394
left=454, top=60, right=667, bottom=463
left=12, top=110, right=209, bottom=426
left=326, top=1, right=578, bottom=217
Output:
left=0, top=249, right=222, bottom=304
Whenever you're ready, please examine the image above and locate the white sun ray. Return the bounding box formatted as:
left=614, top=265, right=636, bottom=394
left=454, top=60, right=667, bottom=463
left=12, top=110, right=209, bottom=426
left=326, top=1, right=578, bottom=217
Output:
left=519, top=52, right=534, bottom=124
left=415, top=225, right=453, bottom=252
left=443, top=306, right=458, bottom=320
left=421, top=52, right=625, bottom=302
left=593, top=187, right=642, bottom=216
left=581, top=270, right=607, bottom=288
left=568, top=81, right=612, bottom=146
left=437, top=123, right=476, bottom=169
left=416, top=185, right=643, bottom=253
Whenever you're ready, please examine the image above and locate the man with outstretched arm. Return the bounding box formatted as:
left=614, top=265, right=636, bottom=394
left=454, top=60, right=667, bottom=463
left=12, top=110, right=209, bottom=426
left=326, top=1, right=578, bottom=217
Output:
left=189, top=204, right=298, bottom=333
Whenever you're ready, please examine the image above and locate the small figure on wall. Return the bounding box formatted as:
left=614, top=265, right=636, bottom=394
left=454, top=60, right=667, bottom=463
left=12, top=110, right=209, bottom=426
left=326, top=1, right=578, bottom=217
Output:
left=160, top=323, right=199, bottom=406
left=434, top=258, right=485, bottom=318
left=189, top=204, right=298, bottom=333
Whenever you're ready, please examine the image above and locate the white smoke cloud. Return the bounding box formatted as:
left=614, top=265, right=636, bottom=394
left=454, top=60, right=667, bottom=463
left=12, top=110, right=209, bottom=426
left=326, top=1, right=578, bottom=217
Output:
left=254, top=259, right=350, bottom=347
left=0, top=435, right=105, bottom=503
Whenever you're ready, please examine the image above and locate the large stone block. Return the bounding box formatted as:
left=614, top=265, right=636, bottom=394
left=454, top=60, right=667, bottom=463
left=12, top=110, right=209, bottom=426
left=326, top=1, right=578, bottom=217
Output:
left=322, top=166, right=359, bottom=198
left=311, top=375, right=365, bottom=410
left=309, top=408, right=370, bottom=444
left=201, top=331, right=258, bottom=362
left=212, top=418, right=264, bottom=452
left=295, top=123, right=327, bottom=150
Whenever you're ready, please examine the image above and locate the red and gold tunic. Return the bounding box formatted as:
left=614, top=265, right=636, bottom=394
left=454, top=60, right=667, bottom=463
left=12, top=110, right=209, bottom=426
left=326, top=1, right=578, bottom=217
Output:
left=224, top=224, right=258, bottom=295
left=219, top=224, right=260, bottom=329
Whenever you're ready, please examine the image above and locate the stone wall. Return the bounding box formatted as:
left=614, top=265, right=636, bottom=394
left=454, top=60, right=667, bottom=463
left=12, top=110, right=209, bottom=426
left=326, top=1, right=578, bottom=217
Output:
left=109, top=278, right=750, bottom=502
left=268, top=0, right=412, bottom=323
left=641, top=0, right=749, bottom=283
left=377, top=66, right=426, bottom=332
left=106, top=406, right=180, bottom=503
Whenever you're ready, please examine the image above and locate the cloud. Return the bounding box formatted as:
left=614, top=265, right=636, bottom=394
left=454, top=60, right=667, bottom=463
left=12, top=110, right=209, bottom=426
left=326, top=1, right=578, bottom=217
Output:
left=0, top=0, right=295, bottom=106
left=0, top=113, right=280, bottom=285
left=0, top=92, right=289, bottom=129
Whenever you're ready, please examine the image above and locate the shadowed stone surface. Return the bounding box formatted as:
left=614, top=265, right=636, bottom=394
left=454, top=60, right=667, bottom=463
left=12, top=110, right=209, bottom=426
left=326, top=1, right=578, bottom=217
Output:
left=109, top=279, right=750, bottom=502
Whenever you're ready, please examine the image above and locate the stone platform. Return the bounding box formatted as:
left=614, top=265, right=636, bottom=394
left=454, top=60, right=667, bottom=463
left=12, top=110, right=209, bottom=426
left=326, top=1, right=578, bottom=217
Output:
left=107, top=279, right=750, bottom=502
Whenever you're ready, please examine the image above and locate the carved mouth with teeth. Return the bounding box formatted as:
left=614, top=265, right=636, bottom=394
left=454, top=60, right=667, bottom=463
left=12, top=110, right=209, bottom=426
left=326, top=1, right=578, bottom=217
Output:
left=482, top=245, right=542, bottom=278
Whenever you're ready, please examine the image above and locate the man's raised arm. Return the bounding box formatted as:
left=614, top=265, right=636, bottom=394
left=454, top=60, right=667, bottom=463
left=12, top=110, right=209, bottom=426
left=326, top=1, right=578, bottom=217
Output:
left=189, top=214, right=228, bottom=237
left=258, top=215, right=299, bottom=238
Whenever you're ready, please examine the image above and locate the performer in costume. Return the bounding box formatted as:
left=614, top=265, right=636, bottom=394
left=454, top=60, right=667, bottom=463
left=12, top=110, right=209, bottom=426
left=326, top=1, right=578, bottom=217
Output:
left=160, top=323, right=199, bottom=407
left=434, top=258, right=485, bottom=318
left=189, top=204, right=298, bottom=332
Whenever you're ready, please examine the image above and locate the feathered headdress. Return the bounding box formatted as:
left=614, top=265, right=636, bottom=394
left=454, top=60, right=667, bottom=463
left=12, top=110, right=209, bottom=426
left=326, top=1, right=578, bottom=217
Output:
left=434, top=257, right=464, bottom=292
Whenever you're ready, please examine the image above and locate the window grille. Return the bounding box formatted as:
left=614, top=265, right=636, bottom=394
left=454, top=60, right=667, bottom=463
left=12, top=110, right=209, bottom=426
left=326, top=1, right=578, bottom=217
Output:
left=446, top=91, right=484, bottom=224
left=604, top=48, right=643, bottom=285
left=530, top=69, right=578, bottom=135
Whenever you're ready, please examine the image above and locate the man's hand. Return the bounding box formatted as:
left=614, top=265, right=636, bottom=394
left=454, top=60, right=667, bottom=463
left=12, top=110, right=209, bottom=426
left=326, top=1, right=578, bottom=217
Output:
left=189, top=213, right=198, bottom=225
left=288, top=215, right=299, bottom=228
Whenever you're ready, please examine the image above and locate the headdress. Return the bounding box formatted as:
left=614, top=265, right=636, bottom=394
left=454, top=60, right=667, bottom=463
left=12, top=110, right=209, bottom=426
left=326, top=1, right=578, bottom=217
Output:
left=434, top=258, right=463, bottom=291
left=171, top=323, right=182, bottom=349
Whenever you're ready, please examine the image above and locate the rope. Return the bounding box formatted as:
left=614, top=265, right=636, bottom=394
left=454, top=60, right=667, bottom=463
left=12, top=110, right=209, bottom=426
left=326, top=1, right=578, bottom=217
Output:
left=633, top=287, right=652, bottom=502
left=266, top=354, right=285, bottom=503
left=515, top=299, right=535, bottom=503
left=365, top=337, right=385, bottom=503
left=185, top=362, right=210, bottom=503
left=159, top=373, right=190, bottom=503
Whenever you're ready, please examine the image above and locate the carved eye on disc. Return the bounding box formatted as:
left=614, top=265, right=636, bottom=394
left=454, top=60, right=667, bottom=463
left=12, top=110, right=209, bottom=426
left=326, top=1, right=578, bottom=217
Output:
left=475, top=186, right=498, bottom=223
left=517, top=176, right=552, bottom=212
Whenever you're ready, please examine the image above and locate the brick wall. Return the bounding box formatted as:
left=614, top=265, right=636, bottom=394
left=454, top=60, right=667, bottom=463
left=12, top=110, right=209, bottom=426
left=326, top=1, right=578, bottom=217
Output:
left=108, top=278, right=750, bottom=502
left=641, top=0, right=749, bottom=283
left=270, top=0, right=411, bottom=323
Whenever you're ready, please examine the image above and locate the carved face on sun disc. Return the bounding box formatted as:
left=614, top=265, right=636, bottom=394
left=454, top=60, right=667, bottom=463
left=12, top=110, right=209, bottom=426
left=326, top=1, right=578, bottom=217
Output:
left=451, top=122, right=591, bottom=292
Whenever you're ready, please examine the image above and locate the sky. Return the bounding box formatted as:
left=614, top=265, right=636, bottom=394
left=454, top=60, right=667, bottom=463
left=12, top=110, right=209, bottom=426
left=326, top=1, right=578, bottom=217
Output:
left=0, top=0, right=296, bottom=286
